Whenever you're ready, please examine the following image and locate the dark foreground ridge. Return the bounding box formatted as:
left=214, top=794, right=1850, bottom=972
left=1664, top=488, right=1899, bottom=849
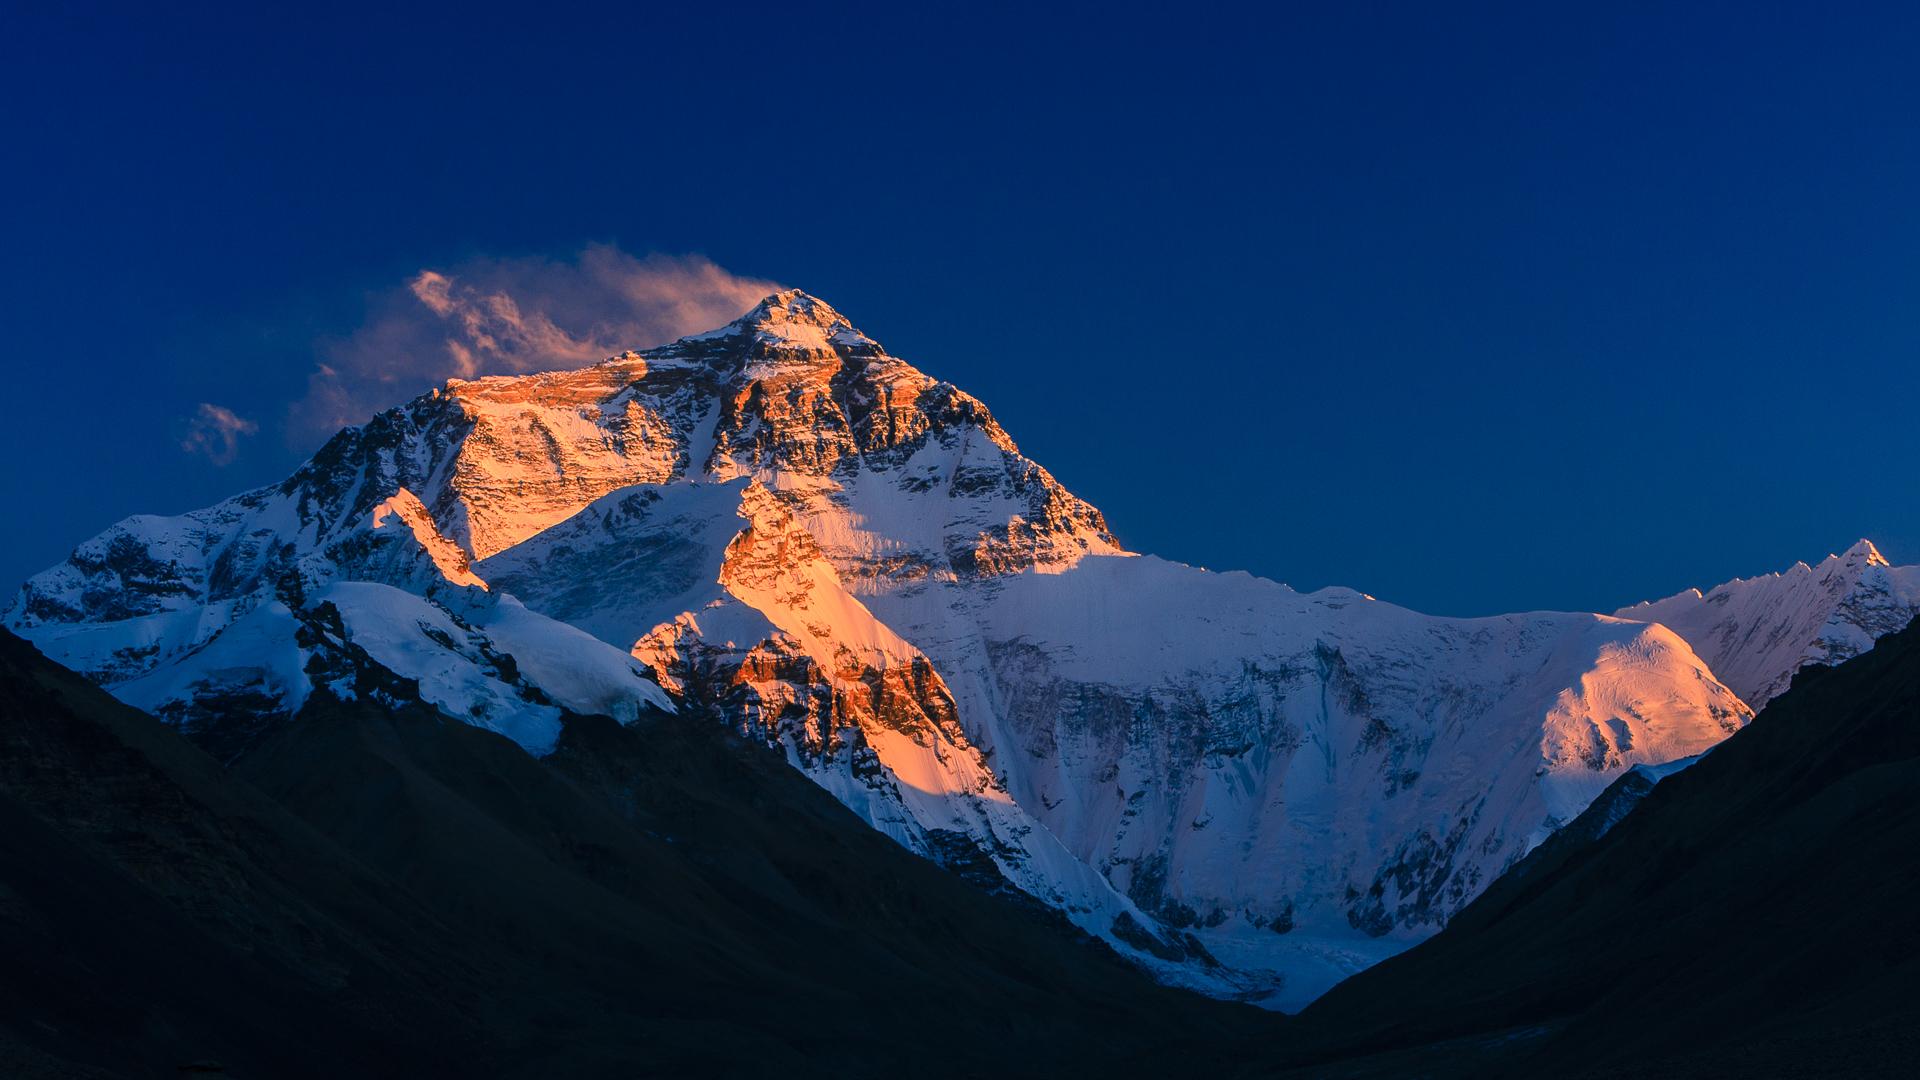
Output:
left=7, top=611, right=1918, bottom=1078
left=0, top=628, right=1267, bottom=1078
left=1245, top=619, right=1920, bottom=1077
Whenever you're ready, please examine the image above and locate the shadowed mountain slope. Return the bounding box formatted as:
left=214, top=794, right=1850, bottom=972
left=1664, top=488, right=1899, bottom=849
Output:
left=1245, top=619, right=1920, bottom=1078
left=0, top=628, right=1270, bottom=1078
left=0, top=629, right=480, bottom=1078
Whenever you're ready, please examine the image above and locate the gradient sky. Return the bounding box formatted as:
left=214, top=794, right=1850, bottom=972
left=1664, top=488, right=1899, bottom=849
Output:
left=5, top=3, right=1919, bottom=616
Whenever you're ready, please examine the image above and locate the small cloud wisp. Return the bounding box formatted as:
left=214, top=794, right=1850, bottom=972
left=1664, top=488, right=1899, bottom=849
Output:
left=292, top=246, right=780, bottom=442
left=180, top=403, right=260, bottom=466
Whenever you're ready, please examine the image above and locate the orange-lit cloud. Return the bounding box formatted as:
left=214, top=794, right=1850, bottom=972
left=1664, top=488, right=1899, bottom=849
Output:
left=291, top=246, right=780, bottom=442
left=180, top=402, right=260, bottom=465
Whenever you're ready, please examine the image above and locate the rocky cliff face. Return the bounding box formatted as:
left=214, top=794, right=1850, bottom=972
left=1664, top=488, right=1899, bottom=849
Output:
left=6, top=290, right=1752, bottom=1007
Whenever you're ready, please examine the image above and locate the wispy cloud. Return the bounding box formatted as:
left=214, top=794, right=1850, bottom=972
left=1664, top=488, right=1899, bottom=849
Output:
left=291, top=246, right=780, bottom=441
left=180, top=402, right=259, bottom=465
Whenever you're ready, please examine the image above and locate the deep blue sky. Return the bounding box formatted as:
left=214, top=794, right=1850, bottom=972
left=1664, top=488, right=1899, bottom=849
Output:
left=5, top=3, right=1919, bottom=616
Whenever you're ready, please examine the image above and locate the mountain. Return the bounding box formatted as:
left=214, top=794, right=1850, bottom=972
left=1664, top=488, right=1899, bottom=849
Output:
left=1616, top=539, right=1920, bottom=709
left=6, top=290, right=1751, bottom=1007
left=0, top=626, right=1268, bottom=1078
left=1248, top=611, right=1920, bottom=1078
left=0, top=633, right=478, bottom=1078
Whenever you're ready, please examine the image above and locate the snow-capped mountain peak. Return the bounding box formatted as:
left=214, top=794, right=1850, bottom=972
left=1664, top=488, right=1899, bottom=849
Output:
left=1616, top=539, right=1920, bottom=708
left=1841, top=537, right=1890, bottom=569
left=8, top=290, right=1756, bottom=1010
left=685, top=288, right=878, bottom=355
left=739, top=287, right=855, bottom=331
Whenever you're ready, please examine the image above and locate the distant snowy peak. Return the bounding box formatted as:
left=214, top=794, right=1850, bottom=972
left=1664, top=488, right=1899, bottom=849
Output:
left=1616, top=539, right=1920, bottom=708
left=1843, top=537, right=1892, bottom=566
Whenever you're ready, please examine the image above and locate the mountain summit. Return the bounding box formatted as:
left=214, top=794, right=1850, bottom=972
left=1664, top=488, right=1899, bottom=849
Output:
left=715, top=287, right=867, bottom=338
left=8, top=293, right=1753, bottom=1008
left=665, top=289, right=883, bottom=367
left=1843, top=536, right=1891, bottom=567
